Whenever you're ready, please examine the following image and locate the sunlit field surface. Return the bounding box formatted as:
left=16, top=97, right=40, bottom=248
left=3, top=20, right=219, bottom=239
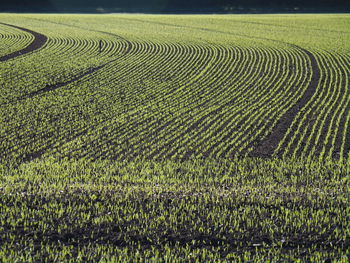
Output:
left=0, top=14, right=350, bottom=261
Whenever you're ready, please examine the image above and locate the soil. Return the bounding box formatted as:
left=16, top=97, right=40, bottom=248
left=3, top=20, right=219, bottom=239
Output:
left=0, top=22, right=47, bottom=62
left=251, top=47, right=321, bottom=157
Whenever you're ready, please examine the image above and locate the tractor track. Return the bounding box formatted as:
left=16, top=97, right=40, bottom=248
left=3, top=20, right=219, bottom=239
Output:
left=251, top=48, right=321, bottom=157
left=0, top=22, right=47, bottom=62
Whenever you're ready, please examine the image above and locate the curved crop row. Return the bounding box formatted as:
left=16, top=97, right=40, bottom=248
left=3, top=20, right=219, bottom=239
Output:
left=0, top=23, right=34, bottom=58
left=276, top=50, right=350, bottom=160
left=1, top=14, right=349, bottom=164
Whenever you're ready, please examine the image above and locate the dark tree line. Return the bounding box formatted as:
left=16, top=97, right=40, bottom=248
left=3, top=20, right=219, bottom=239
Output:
left=1, top=0, right=349, bottom=13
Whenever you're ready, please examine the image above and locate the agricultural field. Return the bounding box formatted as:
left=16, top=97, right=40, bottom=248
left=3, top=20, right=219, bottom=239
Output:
left=0, top=14, right=350, bottom=261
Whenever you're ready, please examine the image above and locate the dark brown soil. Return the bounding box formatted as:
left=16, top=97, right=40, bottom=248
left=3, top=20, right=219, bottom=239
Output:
left=0, top=22, right=47, bottom=62
left=27, top=27, right=131, bottom=98
left=251, top=47, right=321, bottom=157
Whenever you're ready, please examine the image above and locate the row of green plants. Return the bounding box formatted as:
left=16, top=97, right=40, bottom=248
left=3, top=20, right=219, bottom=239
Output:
left=277, top=50, right=350, bottom=161
left=0, top=23, right=33, bottom=57
left=0, top=14, right=349, bottom=164
left=0, top=157, right=349, bottom=261
left=1, top=14, right=350, bottom=262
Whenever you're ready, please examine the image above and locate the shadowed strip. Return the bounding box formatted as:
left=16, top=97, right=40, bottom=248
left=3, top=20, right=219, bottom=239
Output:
left=24, top=65, right=105, bottom=99
left=0, top=22, right=47, bottom=62
left=117, top=17, right=324, bottom=159
left=251, top=48, right=320, bottom=157
left=2, top=26, right=132, bottom=104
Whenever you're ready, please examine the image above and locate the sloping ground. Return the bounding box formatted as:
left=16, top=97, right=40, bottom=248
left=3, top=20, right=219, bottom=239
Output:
left=1, top=14, right=350, bottom=262
left=0, top=158, right=349, bottom=261
left=1, top=14, right=349, bottom=164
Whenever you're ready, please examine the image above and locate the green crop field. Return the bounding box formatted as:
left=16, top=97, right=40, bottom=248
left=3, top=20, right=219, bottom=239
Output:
left=0, top=13, right=350, bottom=261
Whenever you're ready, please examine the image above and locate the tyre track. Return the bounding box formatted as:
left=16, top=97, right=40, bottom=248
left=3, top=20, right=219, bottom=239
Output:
left=21, top=42, right=132, bottom=100
left=4, top=20, right=132, bottom=103
left=2, top=18, right=324, bottom=161
left=250, top=47, right=320, bottom=157
left=0, top=22, right=47, bottom=62
left=117, top=17, right=322, bottom=158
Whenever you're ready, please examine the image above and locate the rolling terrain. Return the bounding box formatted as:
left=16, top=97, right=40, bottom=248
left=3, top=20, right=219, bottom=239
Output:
left=1, top=14, right=350, bottom=163
left=0, top=14, right=349, bottom=261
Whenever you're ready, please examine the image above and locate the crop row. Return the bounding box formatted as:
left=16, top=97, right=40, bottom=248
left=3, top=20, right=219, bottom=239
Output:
left=3, top=42, right=311, bottom=162
left=276, top=50, right=350, bottom=161
left=1, top=15, right=349, bottom=163
left=0, top=157, right=349, bottom=261
left=0, top=23, right=33, bottom=58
